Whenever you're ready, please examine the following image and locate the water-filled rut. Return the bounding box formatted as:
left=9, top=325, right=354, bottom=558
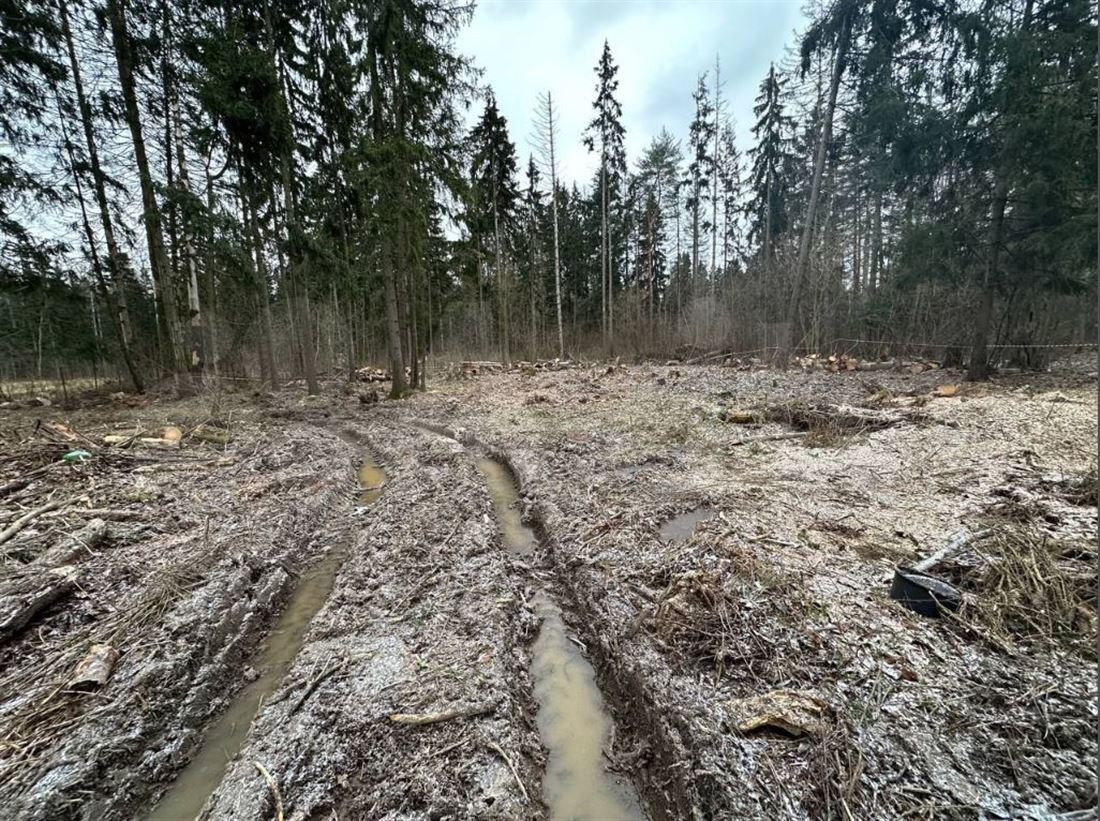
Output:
left=145, top=453, right=385, bottom=821
left=477, top=457, right=644, bottom=821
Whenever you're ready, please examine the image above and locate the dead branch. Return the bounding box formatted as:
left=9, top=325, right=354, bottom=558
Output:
left=289, top=658, right=347, bottom=716
left=253, top=761, right=285, bottom=821
left=0, top=499, right=67, bottom=547
left=484, top=738, right=530, bottom=803
left=389, top=698, right=498, bottom=726
left=730, top=431, right=810, bottom=447
left=912, top=528, right=994, bottom=573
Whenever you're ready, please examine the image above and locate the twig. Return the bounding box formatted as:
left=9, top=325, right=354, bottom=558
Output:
left=289, top=658, right=347, bottom=715
left=484, top=739, right=529, bottom=803
left=253, top=762, right=285, bottom=821
left=730, top=431, right=810, bottom=447
left=0, top=499, right=67, bottom=547
left=389, top=698, right=498, bottom=726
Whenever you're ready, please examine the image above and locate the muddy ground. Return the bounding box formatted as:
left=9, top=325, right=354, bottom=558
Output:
left=0, top=356, right=1095, bottom=820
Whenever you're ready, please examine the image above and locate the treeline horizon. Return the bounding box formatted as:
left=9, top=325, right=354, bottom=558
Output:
left=1, top=0, right=1095, bottom=397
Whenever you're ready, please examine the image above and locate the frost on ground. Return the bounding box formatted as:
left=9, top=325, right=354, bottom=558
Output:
left=0, top=357, right=1095, bottom=820
left=396, top=356, right=1097, bottom=819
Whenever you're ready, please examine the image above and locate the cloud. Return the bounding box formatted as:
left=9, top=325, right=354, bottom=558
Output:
left=457, top=0, right=807, bottom=187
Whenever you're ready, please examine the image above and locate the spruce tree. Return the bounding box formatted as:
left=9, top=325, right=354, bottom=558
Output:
left=748, top=64, right=795, bottom=271
left=583, top=39, right=626, bottom=349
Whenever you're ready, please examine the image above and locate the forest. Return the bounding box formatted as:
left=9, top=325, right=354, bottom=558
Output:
left=1, top=0, right=1095, bottom=397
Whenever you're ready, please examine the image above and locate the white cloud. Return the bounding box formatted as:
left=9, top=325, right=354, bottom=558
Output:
left=457, top=0, right=807, bottom=188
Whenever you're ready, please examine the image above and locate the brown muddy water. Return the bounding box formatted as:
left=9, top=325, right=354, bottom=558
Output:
left=477, top=456, right=644, bottom=821
left=478, top=457, right=536, bottom=554
left=659, top=507, right=716, bottom=542
left=145, top=456, right=385, bottom=821
left=358, top=461, right=386, bottom=504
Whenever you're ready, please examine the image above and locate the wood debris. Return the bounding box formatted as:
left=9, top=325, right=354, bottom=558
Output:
left=70, top=643, right=120, bottom=690
left=727, top=689, right=830, bottom=737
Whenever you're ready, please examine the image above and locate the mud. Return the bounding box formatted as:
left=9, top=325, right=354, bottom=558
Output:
left=393, top=355, right=1098, bottom=819
left=658, top=507, right=716, bottom=542
left=0, top=355, right=1095, bottom=820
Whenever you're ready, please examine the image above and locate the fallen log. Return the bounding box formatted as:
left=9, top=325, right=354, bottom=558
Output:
left=38, top=518, right=110, bottom=566
left=0, top=567, right=78, bottom=642
left=0, top=499, right=67, bottom=547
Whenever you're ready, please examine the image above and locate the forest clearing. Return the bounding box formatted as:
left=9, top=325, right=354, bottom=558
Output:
left=1, top=0, right=1097, bottom=817
left=0, top=354, right=1095, bottom=819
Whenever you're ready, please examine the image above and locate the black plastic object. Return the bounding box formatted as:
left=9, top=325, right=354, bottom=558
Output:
left=890, top=569, right=961, bottom=618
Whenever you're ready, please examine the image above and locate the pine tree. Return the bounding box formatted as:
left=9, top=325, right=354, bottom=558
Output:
left=469, top=91, right=520, bottom=365
left=636, top=129, right=683, bottom=324
left=687, top=73, right=715, bottom=291
left=716, top=122, right=743, bottom=279
left=0, top=0, right=62, bottom=257
left=583, top=40, right=626, bottom=349
left=748, top=64, right=795, bottom=270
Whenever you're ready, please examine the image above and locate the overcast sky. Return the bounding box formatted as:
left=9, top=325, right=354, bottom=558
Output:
left=457, top=0, right=808, bottom=188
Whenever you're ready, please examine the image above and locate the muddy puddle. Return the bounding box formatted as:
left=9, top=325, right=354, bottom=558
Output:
left=659, top=507, right=716, bottom=542
left=359, top=460, right=386, bottom=504
left=531, top=592, right=645, bottom=821
left=145, top=456, right=385, bottom=821
left=478, top=457, right=537, bottom=554
left=479, top=455, right=643, bottom=820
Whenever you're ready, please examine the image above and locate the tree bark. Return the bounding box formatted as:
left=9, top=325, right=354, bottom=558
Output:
left=107, top=0, right=192, bottom=395
left=58, top=1, right=143, bottom=393
left=786, top=9, right=853, bottom=361
left=547, top=96, right=564, bottom=359
left=968, top=184, right=1008, bottom=381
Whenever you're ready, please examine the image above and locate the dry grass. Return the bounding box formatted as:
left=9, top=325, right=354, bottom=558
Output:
left=802, top=719, right=866, bottom=820
left=644, top=548, right=807, bottom=678
left=956, top=530, right=1096, bottom=655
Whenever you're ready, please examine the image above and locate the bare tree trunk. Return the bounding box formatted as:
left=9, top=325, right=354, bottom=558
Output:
left=711, top=55, right=721, bottom=303
left=243, top=186, right=278, bottom=387
left=382, top=238, right=406, bottom=395
left=265, top=1, right=317, bottom=395
left=968, top=183, right=1008, bottom=381
left=786, top=9, right=852, bottom=361
left=106, top=0, right=192, bottom=395
left=542, top=93, right=565, bottom=360
left=202, top=158, right=220, bottom=377
left=165, top=16, right=203, bottom=380
left=58, top=2, right=143, bottom=392
left=601, top=162, right=608, bottom=348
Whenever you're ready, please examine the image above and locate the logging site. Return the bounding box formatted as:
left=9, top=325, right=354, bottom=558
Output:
left=0, top=0, right=1097, bottom=819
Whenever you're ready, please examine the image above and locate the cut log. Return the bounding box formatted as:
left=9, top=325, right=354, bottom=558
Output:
left=0, top=567, right=78, bottom=642
left=70, top=643, right=119, bottom=690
